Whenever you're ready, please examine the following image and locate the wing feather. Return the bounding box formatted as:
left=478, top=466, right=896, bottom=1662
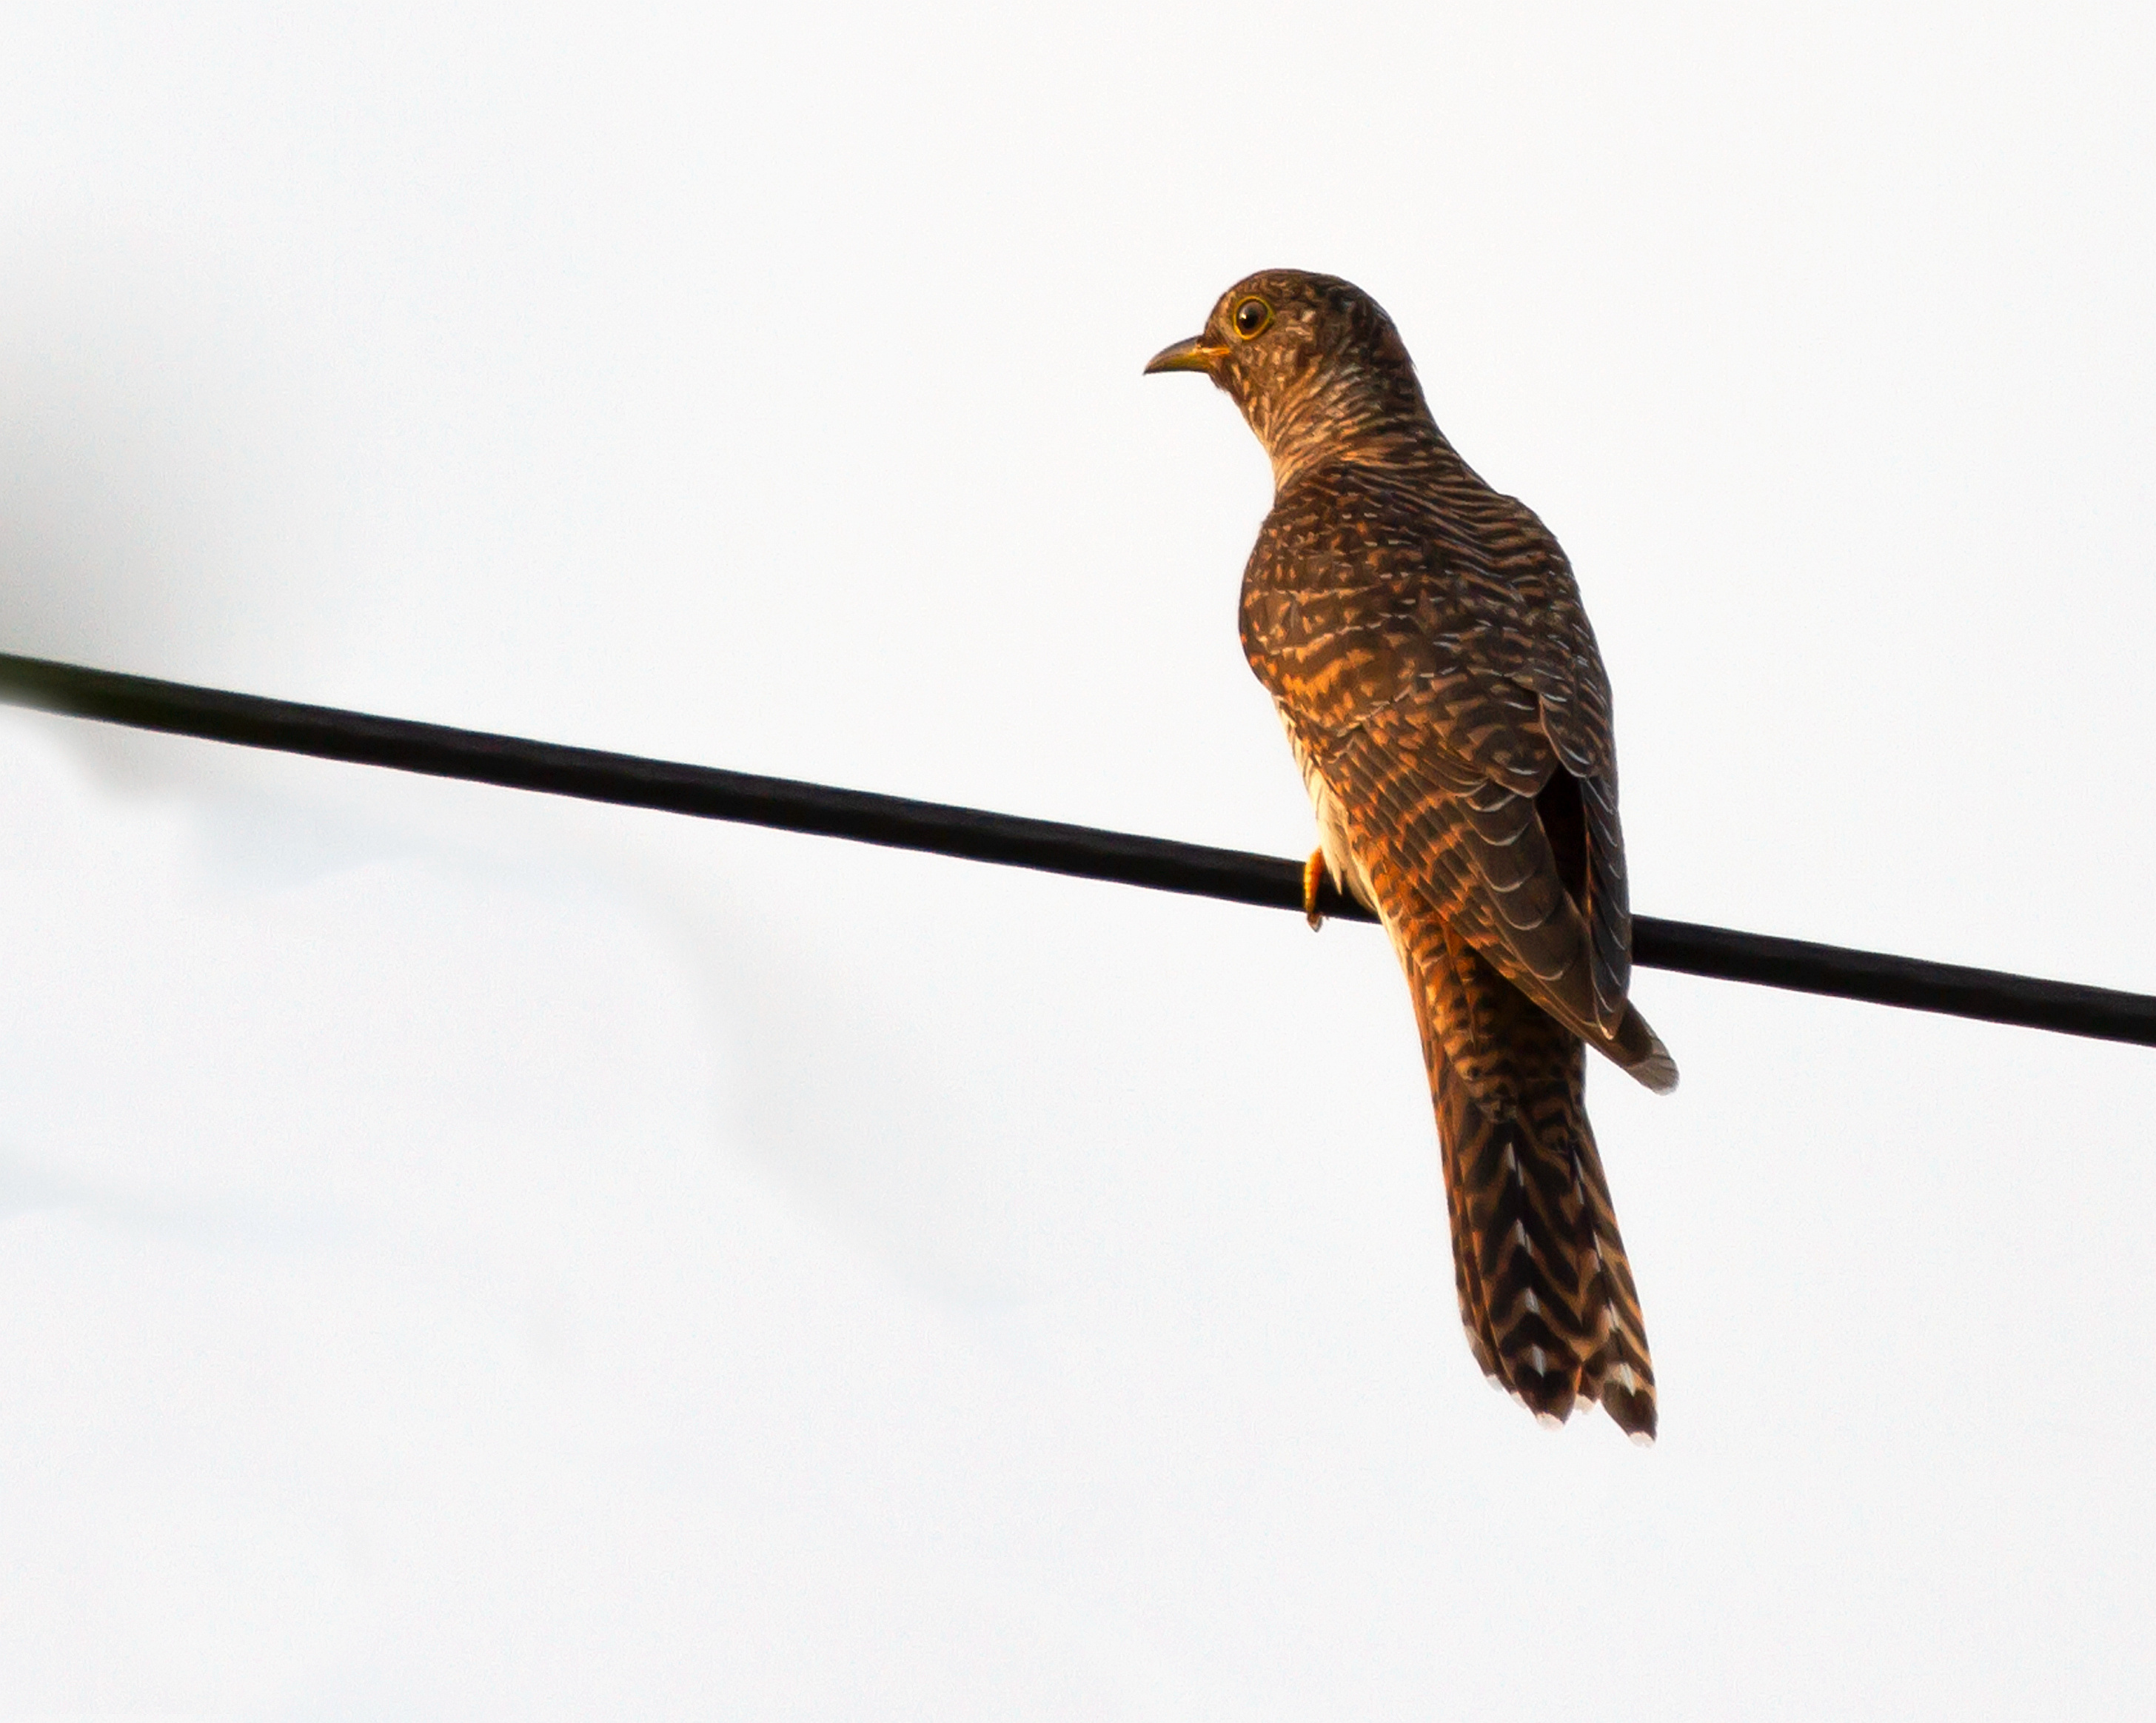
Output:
left=1242, top=462, right=1670, bottom=1085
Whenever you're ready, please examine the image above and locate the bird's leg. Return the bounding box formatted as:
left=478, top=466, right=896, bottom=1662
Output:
left=1303, top=849, right=1327, bottom=931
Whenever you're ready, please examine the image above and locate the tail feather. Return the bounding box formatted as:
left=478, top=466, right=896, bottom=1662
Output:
left=1407, top=924, right=1658, bottom=1440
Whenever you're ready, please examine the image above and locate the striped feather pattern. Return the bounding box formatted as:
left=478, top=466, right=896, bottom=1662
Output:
left=1156, top=269, right=1675, bottom=1436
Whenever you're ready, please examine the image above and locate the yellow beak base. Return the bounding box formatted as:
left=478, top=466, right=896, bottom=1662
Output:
left=1143, top=336, right=1229, bottom=375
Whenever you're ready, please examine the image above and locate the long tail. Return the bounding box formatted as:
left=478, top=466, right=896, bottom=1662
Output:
left=1406, top=925, right=1657, bottom=1440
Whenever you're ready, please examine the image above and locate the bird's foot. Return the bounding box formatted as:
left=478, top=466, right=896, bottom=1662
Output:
left=1302, top=850, right=1327, bottom=931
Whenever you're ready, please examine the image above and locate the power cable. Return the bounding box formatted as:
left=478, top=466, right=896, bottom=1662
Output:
left=3, top=649, right=2151, bottom=1050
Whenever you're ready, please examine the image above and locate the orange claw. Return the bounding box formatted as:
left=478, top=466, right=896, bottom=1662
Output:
left=1302, top=849, right=1327, bottom=931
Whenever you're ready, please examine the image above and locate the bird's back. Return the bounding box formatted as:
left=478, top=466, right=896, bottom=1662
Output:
left=1243, top=452, right=1667, bottom=1438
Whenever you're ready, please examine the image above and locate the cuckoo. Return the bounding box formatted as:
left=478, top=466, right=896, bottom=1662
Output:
left=1146, top=270, right=1676, bottom=1440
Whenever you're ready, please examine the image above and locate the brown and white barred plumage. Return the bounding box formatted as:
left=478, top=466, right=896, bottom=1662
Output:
left=1147, top=270, right=1675, bottom=1439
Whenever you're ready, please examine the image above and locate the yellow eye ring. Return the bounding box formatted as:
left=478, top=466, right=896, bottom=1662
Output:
left=1231, top=296, right=1273, bottom=339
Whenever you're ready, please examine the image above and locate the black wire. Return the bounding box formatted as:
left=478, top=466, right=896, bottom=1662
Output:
left=4, top=648, right=2152, bottom=1051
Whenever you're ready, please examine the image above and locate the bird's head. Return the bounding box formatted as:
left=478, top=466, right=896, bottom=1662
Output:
left=1144, top=270, right=1436, bottom=488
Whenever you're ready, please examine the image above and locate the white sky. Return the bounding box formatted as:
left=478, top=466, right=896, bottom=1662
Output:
left=4, top=3, right=2155, bottom=1716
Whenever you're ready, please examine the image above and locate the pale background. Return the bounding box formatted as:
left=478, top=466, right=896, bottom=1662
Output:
left=3, top=4, right=2153, bottom=1716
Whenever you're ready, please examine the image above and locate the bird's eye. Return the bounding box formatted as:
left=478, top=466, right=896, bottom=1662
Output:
left=1232, top=296, right=1272, bottom=339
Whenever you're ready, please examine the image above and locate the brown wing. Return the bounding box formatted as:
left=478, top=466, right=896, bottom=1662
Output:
left=1306, top=676, right=1662, bottom=1436
left=1241, top=466, right=1672, bottom=1088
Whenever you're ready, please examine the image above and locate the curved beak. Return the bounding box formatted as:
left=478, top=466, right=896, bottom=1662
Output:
left=1143, top=335, right=1229, bottom=376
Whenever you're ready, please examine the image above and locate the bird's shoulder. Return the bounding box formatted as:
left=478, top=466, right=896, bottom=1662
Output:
left=1239, top=458, right=1612, bottom=781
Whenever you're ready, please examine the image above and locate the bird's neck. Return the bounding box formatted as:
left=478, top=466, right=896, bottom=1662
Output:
left=1251, top=370, right=1463, bottom=495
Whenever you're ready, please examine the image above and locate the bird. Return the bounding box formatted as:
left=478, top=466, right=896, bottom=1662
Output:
left=1145, top=270, right=1675, bottom=1441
